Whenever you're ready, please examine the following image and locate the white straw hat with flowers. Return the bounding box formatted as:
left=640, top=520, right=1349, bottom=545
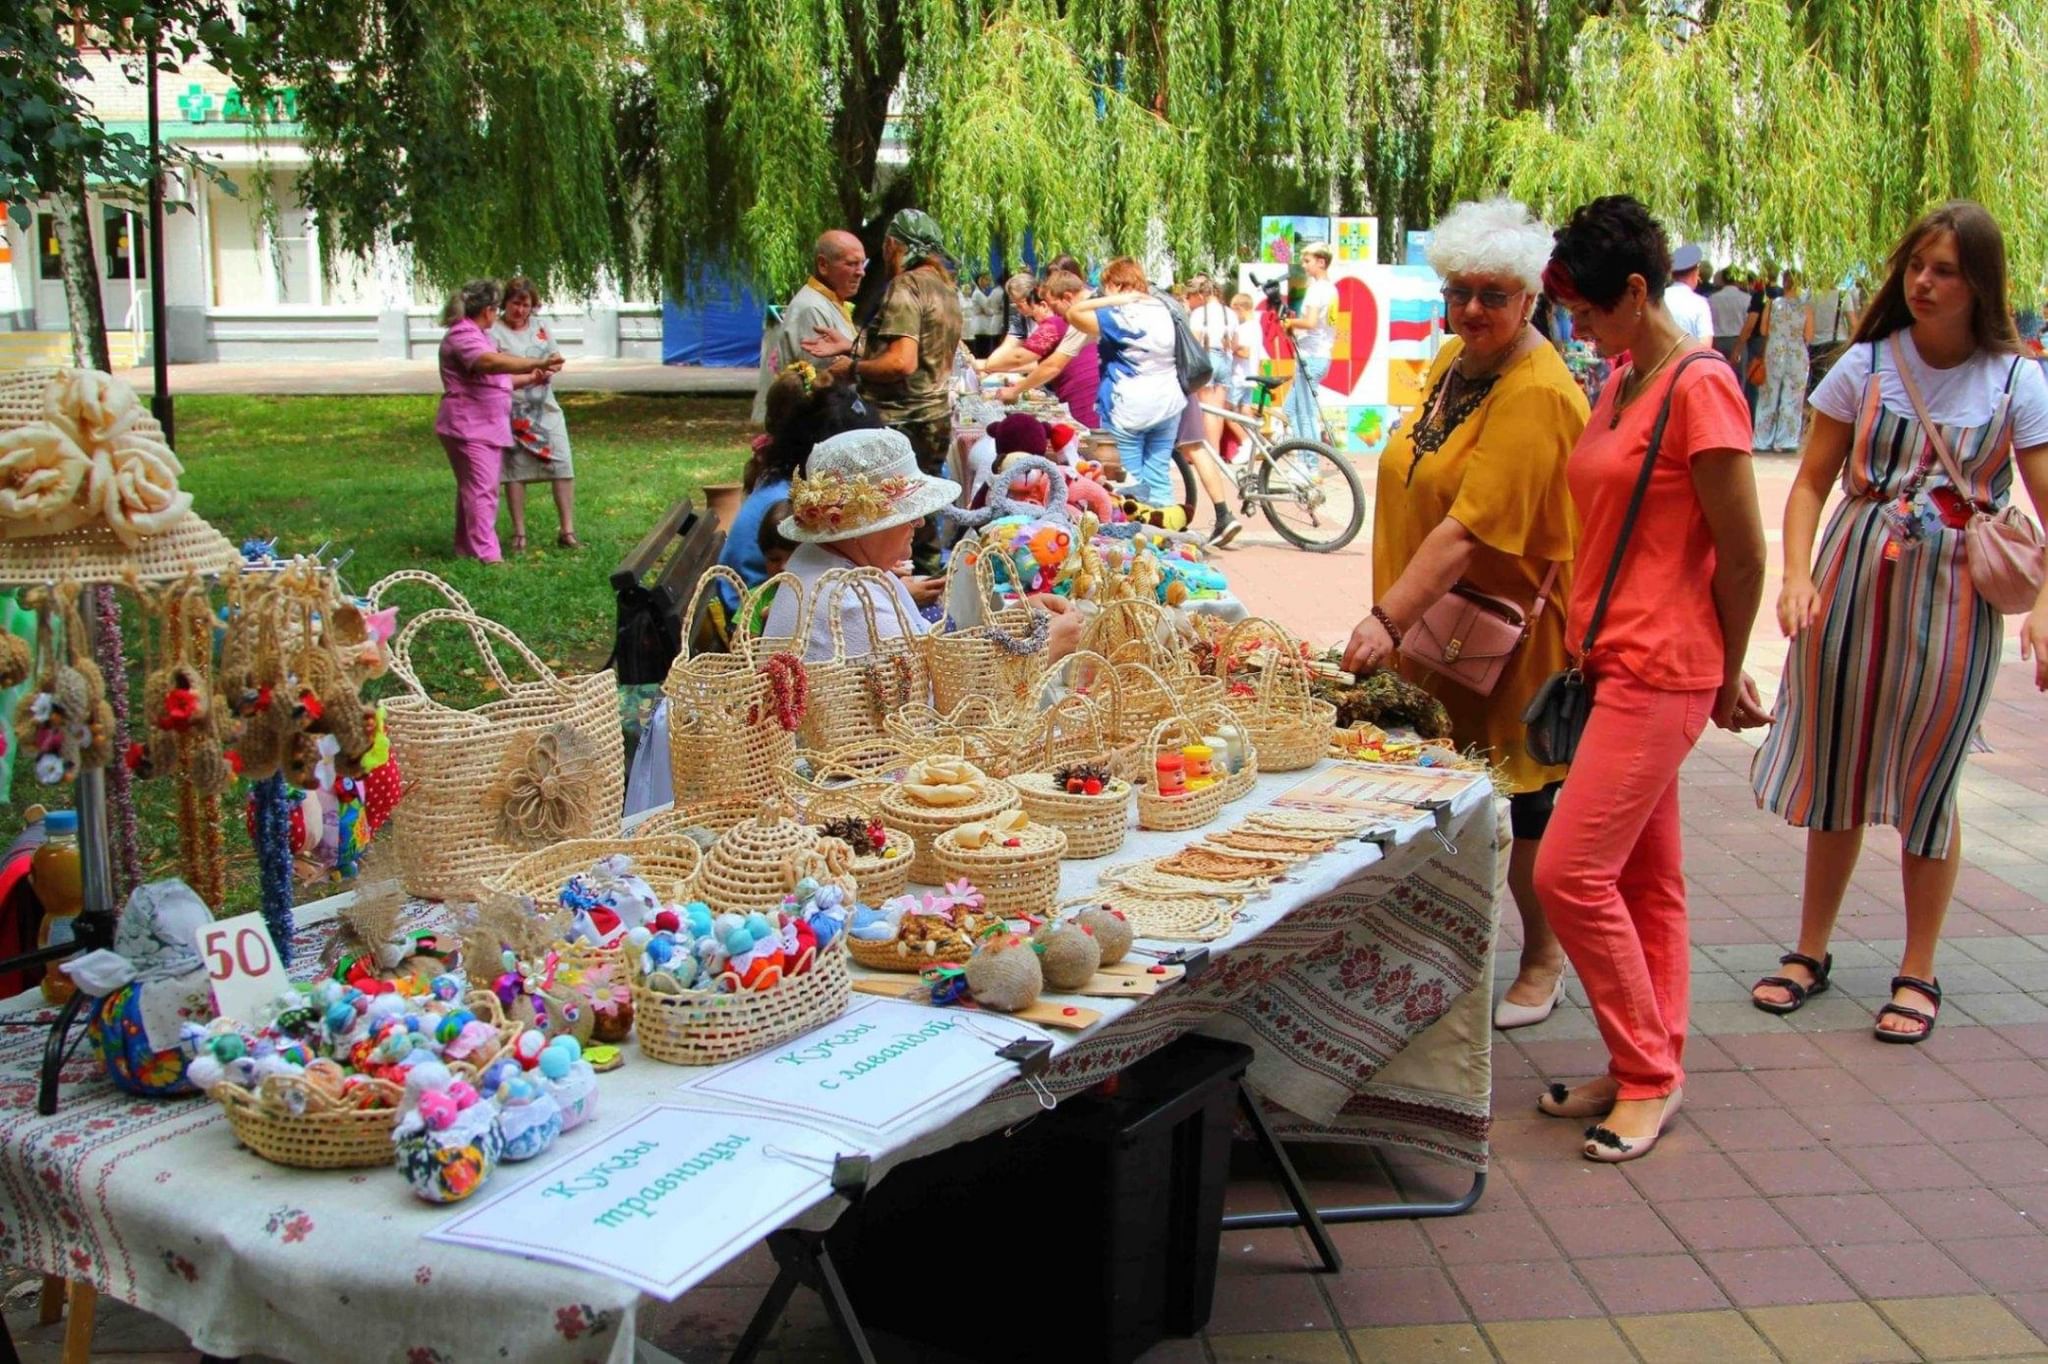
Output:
left=779, top=428, right=962, bottom=544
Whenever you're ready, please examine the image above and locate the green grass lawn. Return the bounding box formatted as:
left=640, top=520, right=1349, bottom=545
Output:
left=15, top=391, right=753, bottom=911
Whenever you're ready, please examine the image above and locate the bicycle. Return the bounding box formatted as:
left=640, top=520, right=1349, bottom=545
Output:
left=1159, top=375, right=1365, bottom=552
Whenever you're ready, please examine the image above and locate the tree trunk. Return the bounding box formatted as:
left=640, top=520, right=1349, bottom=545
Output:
left=52, top=176, right=111, bottom=372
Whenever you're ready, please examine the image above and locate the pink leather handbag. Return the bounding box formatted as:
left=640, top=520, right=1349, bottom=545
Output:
left=1891, top=334, right=2047, bottom=615
left=1401, top=562, right=1560, bottom=696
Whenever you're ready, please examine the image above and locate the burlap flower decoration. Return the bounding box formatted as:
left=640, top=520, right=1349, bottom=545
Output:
left=0, top=370, right=193, bottom=545
left=487, top=725, right=602, bottom=846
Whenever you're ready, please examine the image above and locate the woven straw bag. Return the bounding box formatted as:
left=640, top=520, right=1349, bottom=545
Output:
left=798, top=567, right=930, bottom=754
left=1137, top=714, right=1228, bottom=832
left=665, top=568, right=805, bottom=807
left=383, top=608, right=623, bottom=901
left=932, top=821, right=1067, bottom=918
left=633, top=938, right=853, bottom=1066
left=1007, top=691, right=1132, bottom=859
left=1212, top=618, right=1336, bottom=772
left=210, top=991, right=509, bottom=1168
left=927, top=539, right=1050, bottom=718
left=878, top=772, right=1022, bottom=885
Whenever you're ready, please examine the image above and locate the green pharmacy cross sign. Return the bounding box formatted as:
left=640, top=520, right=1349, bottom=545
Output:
left=175, top=83, right=299, bottom=125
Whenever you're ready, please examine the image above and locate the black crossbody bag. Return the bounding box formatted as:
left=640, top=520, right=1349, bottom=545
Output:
left=1523, top=352, right=1717, bottom=766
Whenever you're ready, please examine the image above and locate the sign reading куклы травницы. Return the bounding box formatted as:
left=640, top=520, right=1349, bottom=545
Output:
left=426, top=1104, right=853, bottom=1299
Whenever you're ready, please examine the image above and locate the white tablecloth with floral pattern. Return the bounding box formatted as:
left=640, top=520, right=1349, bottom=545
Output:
left=0, top=766, right=1497, bottom=1363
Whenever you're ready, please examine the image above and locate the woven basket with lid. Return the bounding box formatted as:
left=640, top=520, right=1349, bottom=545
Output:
left=877, top=766, right=1021, bottom=886
left=696, top=802, right=855, bottom=914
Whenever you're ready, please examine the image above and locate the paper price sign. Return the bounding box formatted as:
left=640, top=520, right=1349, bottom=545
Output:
left=194, top=912, right=289, bottom=1023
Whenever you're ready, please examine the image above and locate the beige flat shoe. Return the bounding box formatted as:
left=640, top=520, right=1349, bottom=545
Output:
left=1583, top=1088, right=1684, bottom=1164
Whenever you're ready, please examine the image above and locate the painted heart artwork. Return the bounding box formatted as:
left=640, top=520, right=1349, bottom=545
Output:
left=1323, top=275, right=1379, bottom=394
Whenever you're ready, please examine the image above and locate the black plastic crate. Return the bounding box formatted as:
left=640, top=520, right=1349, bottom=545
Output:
left=828, top=1034, right=1253, bottom=1364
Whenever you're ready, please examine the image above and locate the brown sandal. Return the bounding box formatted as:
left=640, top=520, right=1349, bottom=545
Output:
left=557, top=532, right=582, bottom=550
left=1751, top=951, right=1831, bottom=1015
left=1874, top=975, right=1941, bottom=1044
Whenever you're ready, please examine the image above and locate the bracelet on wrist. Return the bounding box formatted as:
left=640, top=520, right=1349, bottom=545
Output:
left=1371, top=605, right=1403, bottom=647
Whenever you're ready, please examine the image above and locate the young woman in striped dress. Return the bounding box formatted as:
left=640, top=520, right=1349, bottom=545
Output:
left=1751, top=202, right=2048, bottom=1042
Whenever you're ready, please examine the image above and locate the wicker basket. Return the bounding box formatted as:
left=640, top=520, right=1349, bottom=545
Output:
left=931, top=822, right=1067, bottom=918
left=845, top=909, right=1001, bottom=972
left=696, top=803, right=854, bottom=914
left=1185, top=704, right=1261, bottom=804
left=791, top=787, right=916, bottom=907
left=383, top=608, right=624, bottom=901
left=664, top=567, right=804, bottom=808
left=211, top=992, right=507, bottom=1169
left=927, top=539, right=1049, bottom=717
left=633, top=798, right=764, bottom=843
left=1113, top=658, right=1226, bottom=746
left=633, top=938, right=853, bottom=1066
left=878, top=773, right=1021, bottom=885
left=1213, top=618, right=1337, bottom=772
left=798, top=567, right=931, bottom=755
left=884, top=697, right=1036, bottom=777
left=1007, top=691, right=1131, bottom=859
left=1136, top=716, right=1228, bottom=832
left=484, top=835, right=704, bottom=910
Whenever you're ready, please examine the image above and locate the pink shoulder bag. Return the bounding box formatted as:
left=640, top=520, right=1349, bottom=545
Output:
left=1890, top=334, right=2046, bottom=614
left=1401, top=561, right=1561, bottom=696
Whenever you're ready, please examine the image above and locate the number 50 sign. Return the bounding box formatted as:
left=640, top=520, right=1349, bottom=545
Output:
left=194, top=912, right=290, bottom=1022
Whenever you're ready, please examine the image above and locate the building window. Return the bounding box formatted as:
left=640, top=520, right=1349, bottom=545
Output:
left=103, top=206, right=145, bottom=280
left=38, top=214, right=63, bottom=281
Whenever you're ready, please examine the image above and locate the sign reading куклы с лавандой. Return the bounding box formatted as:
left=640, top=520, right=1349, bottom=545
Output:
left=679, top=996, right=1044, bottom=1137
left=426, top=1104, right=852, bottom=1299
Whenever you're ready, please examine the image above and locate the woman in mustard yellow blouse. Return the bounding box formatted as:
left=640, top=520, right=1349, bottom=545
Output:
left=1343, top=199, right=1590, bottom=1030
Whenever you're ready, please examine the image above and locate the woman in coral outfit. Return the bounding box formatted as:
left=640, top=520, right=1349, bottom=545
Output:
left=1533, top=197, right=1769, bottom=1163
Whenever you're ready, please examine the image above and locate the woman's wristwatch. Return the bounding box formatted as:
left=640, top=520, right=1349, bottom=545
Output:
left=1371, top=605, right=1404, bottom=647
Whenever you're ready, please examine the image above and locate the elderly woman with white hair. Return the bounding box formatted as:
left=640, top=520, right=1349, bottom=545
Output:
left=1342, top=198, right=1592, bottom=1031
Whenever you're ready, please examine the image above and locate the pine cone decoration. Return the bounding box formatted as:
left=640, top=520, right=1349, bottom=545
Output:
left=815, top=816, right=885, bottom=857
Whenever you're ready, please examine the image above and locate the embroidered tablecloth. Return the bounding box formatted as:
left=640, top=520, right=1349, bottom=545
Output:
left=0, top=767, right=1497, bottom=1363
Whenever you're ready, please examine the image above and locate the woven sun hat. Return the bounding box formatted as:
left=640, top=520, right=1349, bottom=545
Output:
left=779, top=428, right=962, bottom=544
left=0, top=368, right=239, bottom=584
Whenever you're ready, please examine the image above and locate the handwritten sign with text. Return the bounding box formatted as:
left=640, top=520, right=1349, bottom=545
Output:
left=681, top=996, right=1043, bottom=1137
left=428, top=1104, right=850, bottom=1300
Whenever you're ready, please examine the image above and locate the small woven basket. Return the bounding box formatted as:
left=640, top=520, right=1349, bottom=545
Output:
left=484, top=836, right=704, bottom=910
left=926, top=539, right=1049, bottom=716
left=633, top=939, right=853, bottom=1066
left=798, top=567, right=930, bottom=754
left=878, top=777, right=1021, bottom=885
left=696, top=802, right=851, bottom=915
left=931, top=822, right=1067, bottom=918
left=1007, top=690, right=1130, bottom=859
left=1136, top=715, right=1228, bottom=832
left=211, top=992, right=507, bottom=1169
left=791, top=787, right=915, bottom=907
left=1113, top=658, right=1225, bottom=746
left=665, top=567, right=805, bottom=807
left=383, top=606, right=624, bottom=901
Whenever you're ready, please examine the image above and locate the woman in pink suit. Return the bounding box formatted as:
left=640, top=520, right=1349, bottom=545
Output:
left=435, top=279, right=563, bottom=562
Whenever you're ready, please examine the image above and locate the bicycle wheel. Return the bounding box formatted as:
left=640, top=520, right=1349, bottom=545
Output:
left=1255, top=439, right=1365, bottom=552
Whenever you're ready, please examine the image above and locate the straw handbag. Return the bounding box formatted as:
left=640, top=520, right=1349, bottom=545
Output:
left=1113, top=657, right=1225, bottom=749
left=928, top=539, right=1051, bottom=717
left=383, top=608, right=623, bottom=901
left=1212, top=618, right=1337, bottom=772
left=798, top=567, right=931, bottom=754
left=1137, top=714, right=1228, bottom=832
left=932, top=817, right=1067, bottom=918
left=877, top=759, right=1021, bottom=885
left=633, top=938, right=853, bottom=1066
left=665, top=568, right=806, bottom=808
left=1007, top=691, right=1132, bottom=859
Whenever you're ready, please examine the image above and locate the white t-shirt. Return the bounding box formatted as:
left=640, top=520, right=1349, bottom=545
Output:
left=1707, top=285, right=1751, bottom=338
left=1231, top=315, right=1266, bottom=386
left=762, top=544, right=934, bottom=662
left=1665, top=284, right=1714, bottom=343
left=1190, top=299, right=1231, bottom=353
left=1810, top=331, right=2048, bottom=448
left=1294, top=279, right=1339, bottom=361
